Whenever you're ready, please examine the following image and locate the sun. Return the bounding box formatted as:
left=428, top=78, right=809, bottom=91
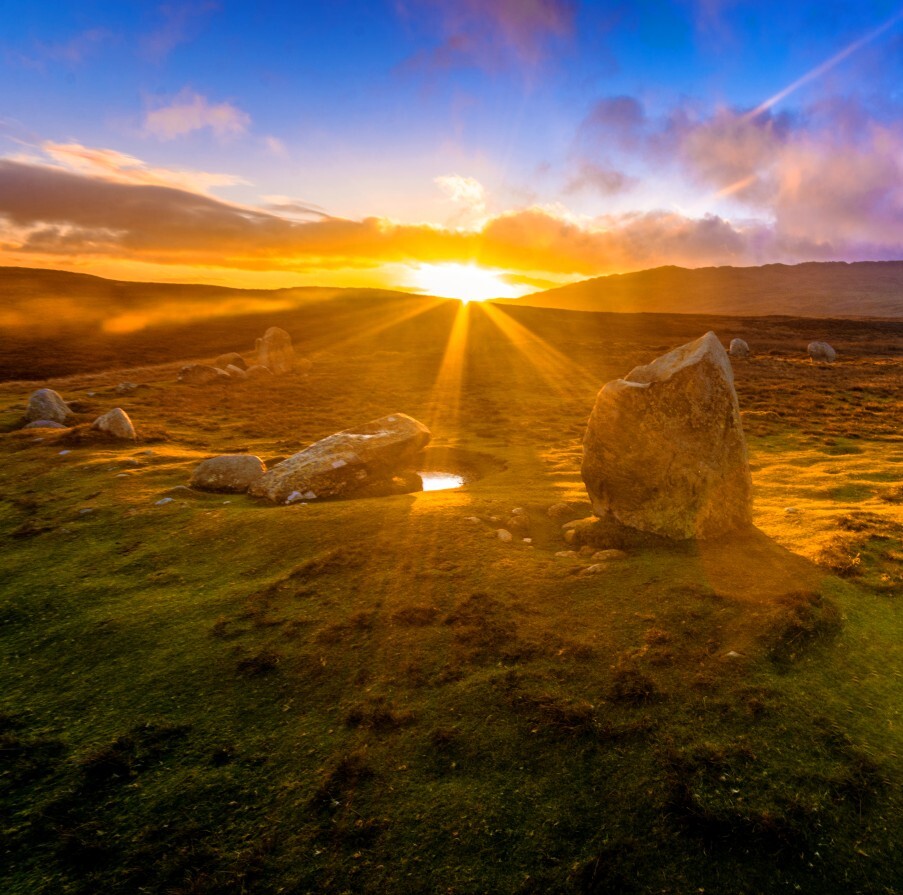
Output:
left=409, top=262, right=521, bottom=303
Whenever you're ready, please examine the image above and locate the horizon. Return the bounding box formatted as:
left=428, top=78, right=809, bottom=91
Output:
left=1, top=2, right=903, bottom=300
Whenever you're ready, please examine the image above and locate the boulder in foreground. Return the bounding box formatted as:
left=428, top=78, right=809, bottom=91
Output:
left=255, top=327, right=295, bottom=374
left=808, top=341, right=836, bottom=362
left=92, top=407, right=136, bottom=440
left=26, top=388, right=70, bottom=424
left=191, top=455, right=266, bottom=492
left=581, top=331, right=752, bottom=540
left=249, top=413, right=431, bottom=503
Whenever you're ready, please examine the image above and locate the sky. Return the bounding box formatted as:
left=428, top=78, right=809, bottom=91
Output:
left=1, top=0, right=902, bottom=297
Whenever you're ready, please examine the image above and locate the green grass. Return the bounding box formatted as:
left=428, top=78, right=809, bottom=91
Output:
left=1, top=301, right=902, bottom=894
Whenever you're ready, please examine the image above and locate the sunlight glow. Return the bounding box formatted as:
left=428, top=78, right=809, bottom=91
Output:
left=409, top=263, right=522, bottom=303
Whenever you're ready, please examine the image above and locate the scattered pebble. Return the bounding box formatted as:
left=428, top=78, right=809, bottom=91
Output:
left=591, top=549, right=628, bottom=561
left=155, top=497, right=174, bottom=506
left=223, top=500, right=232, bottom=505
left=522, top=537, right=532, bottom=544
left=724, top=650, right=744, bottom=659
left=555, top=550, right=577, bottom=558
left=511, top=507, right=527, bottom=516
left=115, top=473, right=131, bottom=478
left=464, top=515, right=481, bottom=523
left=489, top=515, right=501, bottom=523
left=547, top=502, right=570, bottom=519
left=78, top=508, right=94, bottom=515
left=58, top=450, right=71, bottom=456
left=581, top=564, right=607, bottom=575
left=784, top=507, right=799, bottom=514
left=497, top=529, right=513, bottom=542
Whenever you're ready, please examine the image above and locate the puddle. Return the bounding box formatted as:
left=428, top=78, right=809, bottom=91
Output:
left=418, top=471, right=465, bottom=492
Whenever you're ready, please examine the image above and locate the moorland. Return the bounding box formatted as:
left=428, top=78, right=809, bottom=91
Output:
left=1, top=269, right=902, bottom=894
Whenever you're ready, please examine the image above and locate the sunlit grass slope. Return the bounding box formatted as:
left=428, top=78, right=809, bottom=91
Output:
left=1, top=301, right=901, bottom=894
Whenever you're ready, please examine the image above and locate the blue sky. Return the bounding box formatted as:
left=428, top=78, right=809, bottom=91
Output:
left=1, top=0, right=902, bottom=291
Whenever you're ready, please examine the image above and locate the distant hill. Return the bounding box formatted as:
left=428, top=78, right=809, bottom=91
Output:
left=502, top=261, right=903, bottom=318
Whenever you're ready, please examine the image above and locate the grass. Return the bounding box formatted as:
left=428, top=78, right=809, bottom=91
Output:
left=1, top=299, right=902, bottom=893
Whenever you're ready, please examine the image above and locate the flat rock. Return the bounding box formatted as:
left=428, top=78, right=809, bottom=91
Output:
left=115, top=381, right=138, bottom=395
left=190, top=455, right=266, bottom=492
left=215, top=352, right=246, bottom=370
left=249, top=412, right=431, bottom=503
left=255, top=327, right=295, bottom=374
left=591, top=549, right=628, bottom=561
left=24, top=419, right=67, bottom=429
left=729, top=338, right=750, bottom=358
left=92, top=407, right=136, bottom=441
left=26, top=388, right=69, bottom=424
left=245, top=364, right=273, bottom=379
left=581, top=331, right=752, bottom=540
left=497, top=529, right=513, bottom=542
left=178, top=364, right=230, bottom=385
left=225, top=364, right=248, bottom=380
left=808, top=341, right=837, bottom=362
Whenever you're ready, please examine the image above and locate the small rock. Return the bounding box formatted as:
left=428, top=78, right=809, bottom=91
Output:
left=728, top=338, right=750, bottom=358
left=784, top=507, right=799, bottom=514
left=497, top=529, right=513, bottom=542
left=26, top=388, right=70, bottom=424
left=564, top=529, right=577, bottom=544
left=724, top=650, right=744, bottom=659
left=555, top=550, right=577, bottom=558
left=58, top=449, right=71, bottom=456
left=547, top=502, right=571, bottom=519
left=155, top=497, right=174, bottom=506
left=245, top=364, right=273, bottom=379
left=24, top=420, right=67, bottom=429
left=578, top=545, right=595, bottom=557
left=580, top=564, right=607, bottom=575
left=215, top=352, right=247, bottom=370
left=78, top=508, right=94, bottom=515
left=92, top=407, right=137, bottom=441
left=225, top=364, right=248, bottom=380
left=506, top=514, right=530, bottom=532
left=178, top=364, right=230, bottom=385
left=115, top=381, right=138, bottom=395
left=464, top=516, right=481, bottom=523
left=191, top=455, right=266, bottom=493
left=591, top=549, right=628, bottom=561
left=807, top=341, right=837, bottom=362
left=115, top=473, right=131, bottom=478
left=136, top=449, right=156, bottom=456
left=511, top=507, right=527, bottom=516
left=523, top=538, right=532, bottom=544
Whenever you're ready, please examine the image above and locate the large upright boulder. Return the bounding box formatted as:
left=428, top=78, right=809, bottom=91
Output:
left=255, top=327, right=295, bottom=374
left=581, top=331, right=752, bottom=540
left=249, top=413, right=431, bottom=503
left=26, top=388, right=70, bottom=424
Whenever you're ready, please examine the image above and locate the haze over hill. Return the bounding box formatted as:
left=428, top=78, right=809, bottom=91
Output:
left=503, top=261, right=903, bottom=318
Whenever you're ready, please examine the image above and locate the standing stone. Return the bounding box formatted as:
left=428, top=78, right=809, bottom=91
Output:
left=249, top=413, right=431, bottom=503
left=581, top=331, right=752, bottom=540
left=190, top=455, right=266, bottom=492
left=92, top=408, right=137, bottom=441
left=808, top=341, right=837, bottom=362
left=255, top=327, right=295, bottom=374
left=729, top=338, right=750, bottom=358
left=26, top=388, right=70, bottom=424
left=215, top=352, right=246, bottom=370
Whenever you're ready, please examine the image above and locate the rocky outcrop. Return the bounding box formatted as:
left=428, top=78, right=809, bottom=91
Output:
left=26, top=388, right=70, bottom=424
left=808, top=341, right=837, bottom=362
left=178, top=364, right=230, bottom=385
left=581, top=331, right=752, bottom=540
left=255, top=327, right=295, bottom=374
left=249, top=413, right=431, bottom=503
left=92, top=407, right=136, bottom=440
left=190, top=455, right=266, bottom=492
left=729, top=338, right=750, bottom=358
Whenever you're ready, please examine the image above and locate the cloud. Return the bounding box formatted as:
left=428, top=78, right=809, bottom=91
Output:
left=143, top=89, right=250, bottom=140
left=5, top=155, right=901, bottom=281
left=398, top=0, right=576, bottom=73
left=39, top=141, right=246, bottom=193
left=6, top=27, right=113, bottom=70
left=564, top=161, right=636, bottom=197
left=263, top=135, right=288, bottom=157
left=142, top=2, right=218, bottom=62
left=435, top=174, right=487, bottom=220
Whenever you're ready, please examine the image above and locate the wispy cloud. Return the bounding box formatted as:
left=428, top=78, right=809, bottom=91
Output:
left=143, top=89, right=250, bottom=141
left=435, top=174, right=487, bottom=222
left=142, top=2, right=219, bottom=62
left=7, top=27, right=113, bottom=71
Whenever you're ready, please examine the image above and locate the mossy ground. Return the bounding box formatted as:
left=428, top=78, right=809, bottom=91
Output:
left=1, top=300, right=901, bottom=894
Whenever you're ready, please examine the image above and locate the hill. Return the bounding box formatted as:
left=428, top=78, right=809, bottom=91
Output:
left=507, top=260, right=903, bottom=317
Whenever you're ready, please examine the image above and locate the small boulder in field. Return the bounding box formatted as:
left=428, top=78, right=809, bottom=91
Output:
left=497, top=529, right=513, bottom=542
left=24, top=419, right=67, bottom=429
left=729, top=338, right=750, bottom=358
left=26, top=388, right=69, bottom=424
left=92, top=408, right=136, bottom=441
left=225, top=364, right=248, bottom=380
left=591, top=549, right=628, bottom=562
left=115, top=381, right=138, bottom=395
left=178, top=364, right=230, bottom=385
left=249, top=412, right=431, bottom=503
left=215, top=352, right=246, bottom=370
left=808, top=341, right=837, bottom=362
left=190, top=455, right=266, bottom=492
left=255, top=327, right=295, bottom=374
left=582, top=331, right=752, bottom=540
left=245, top=364, right=273, bottom=379
left=547, top=502, right=571, bottom=519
